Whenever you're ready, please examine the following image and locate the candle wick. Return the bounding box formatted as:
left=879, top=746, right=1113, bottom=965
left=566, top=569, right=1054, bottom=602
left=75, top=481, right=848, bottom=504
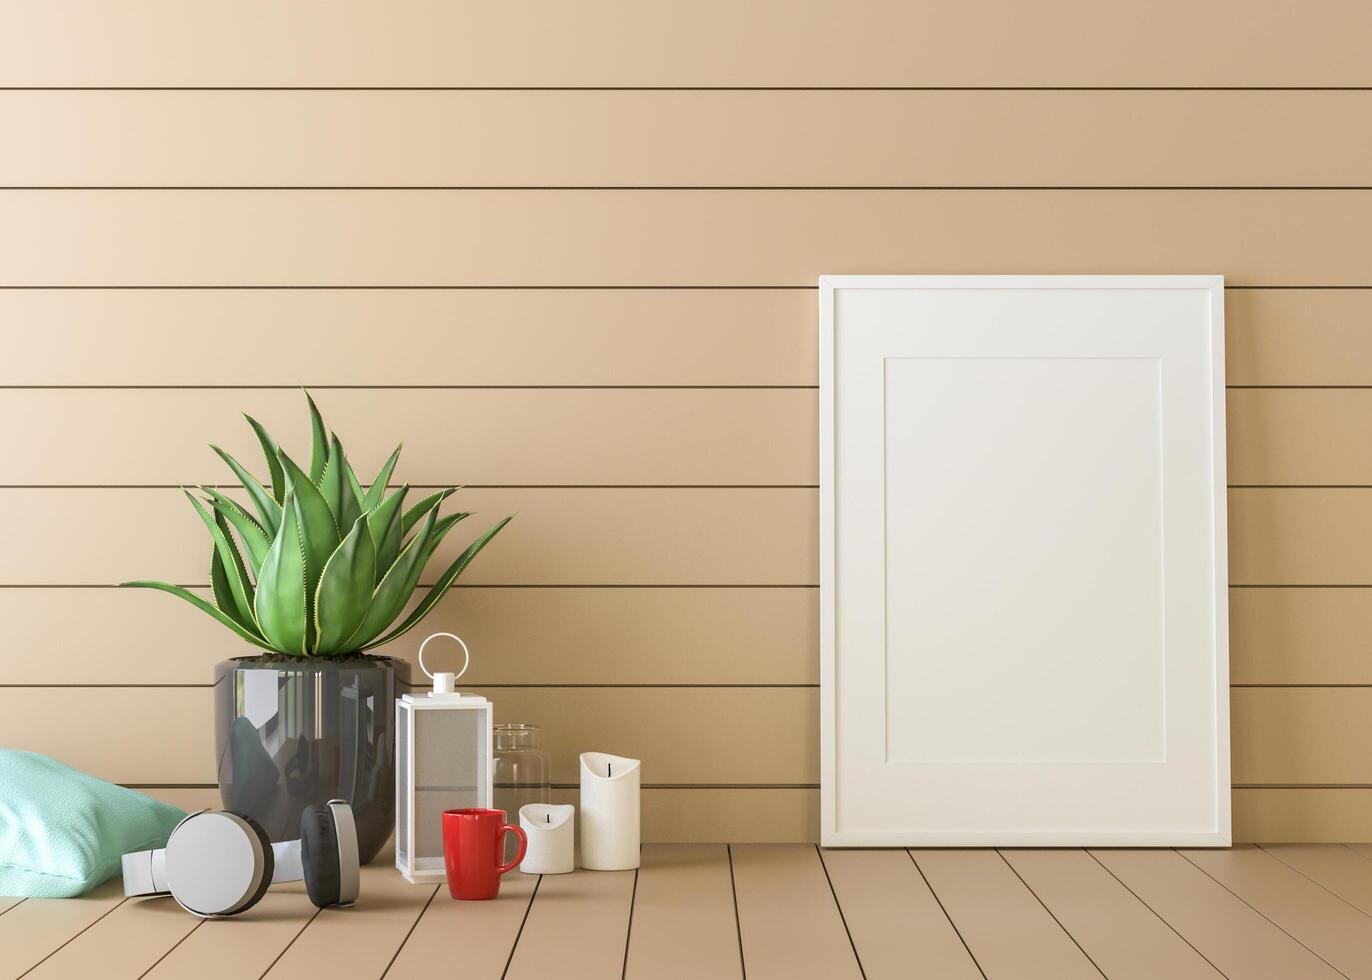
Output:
left=608, top=763, right=612, bottom=777
left=546, top=813, right=550, bottom=823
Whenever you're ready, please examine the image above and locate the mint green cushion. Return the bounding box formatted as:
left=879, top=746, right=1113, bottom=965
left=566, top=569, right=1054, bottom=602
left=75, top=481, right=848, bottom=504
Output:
left=0, top=751, right=186, bottom=898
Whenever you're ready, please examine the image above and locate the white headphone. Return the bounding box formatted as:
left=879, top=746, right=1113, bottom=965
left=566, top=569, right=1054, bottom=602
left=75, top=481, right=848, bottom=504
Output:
left=122, top=800, right=360, bottom=917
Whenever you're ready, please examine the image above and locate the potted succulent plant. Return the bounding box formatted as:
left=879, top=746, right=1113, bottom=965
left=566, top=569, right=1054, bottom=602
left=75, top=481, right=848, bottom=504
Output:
left=125, top=393, right=510, bottom=862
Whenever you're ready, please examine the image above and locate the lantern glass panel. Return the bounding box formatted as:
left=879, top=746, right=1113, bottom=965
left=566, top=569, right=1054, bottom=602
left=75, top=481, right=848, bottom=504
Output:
left=415, top=706, right=489, bottom=861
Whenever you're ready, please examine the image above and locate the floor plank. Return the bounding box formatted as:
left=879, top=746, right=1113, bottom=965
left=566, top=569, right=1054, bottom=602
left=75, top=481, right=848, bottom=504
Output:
left=142, top=884, right=320, bottom=980
left=1262, top=844, right=1372, bottom=914
left=1001, top=849, right=1221, bottom=980
left=912, top=850, right=1101, bottom=980
left=730, top=844, right=862, bottom=980
left=503, top=868, right=636, bottom=980
left=23, top=893, right=200, bottom=980
left=819, top=848, right=981, bottom=980
left=0, top=882, right=124, bottom=979
left=1183, top=844, right=1372, bottom=978
left=384, top=872, right=536, bottom=979
left=1347, top=843, right=1372, bottom=861
left=0, top=898, right=22, bottom=916
left=1093, top=849, right=1344, bottom=979
left=624, top=845, right=742, bottom=980
left=262, top=862, right=438, bottom=980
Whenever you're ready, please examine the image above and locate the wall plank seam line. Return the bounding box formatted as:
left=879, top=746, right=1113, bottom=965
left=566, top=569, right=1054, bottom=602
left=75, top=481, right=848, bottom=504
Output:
left=1256, top=844, right=1372, bottom=914
left=116, top=783, right=1366, bottom=791
left=380, top=887, right=438, bottom=980
left=726, top=846, right=747, bottom=980
left=0, top=284, right=1368, bottom=291
left=3, top=682, right=1343, bottom=690
left=619, top=868, right=639, bottom=980
left=0, top=386, right=823, bottom=391
left=996, top=850, right=1109, bottom=979
left=1173, top=850, right=1349, bottom=973
left=1082, top=850, right=1226, bottom=977
left=815, top=847, right=869, bottom=980
left=0, top=485, right=826, bottom=490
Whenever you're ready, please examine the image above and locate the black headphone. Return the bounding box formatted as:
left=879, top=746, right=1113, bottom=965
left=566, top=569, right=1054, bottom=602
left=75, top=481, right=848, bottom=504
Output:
left=121, top=800, right=360, bottom=917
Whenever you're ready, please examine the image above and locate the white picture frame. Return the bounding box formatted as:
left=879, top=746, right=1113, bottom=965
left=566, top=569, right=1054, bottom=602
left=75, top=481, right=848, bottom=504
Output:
left=820, top=275, right=1230, bottom=847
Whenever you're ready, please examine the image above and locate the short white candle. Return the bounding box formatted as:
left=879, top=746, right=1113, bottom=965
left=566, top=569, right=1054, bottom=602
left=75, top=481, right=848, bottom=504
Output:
left=579, top=752, right=641, bottom=871
left=518, top=804, right=575, bottom=875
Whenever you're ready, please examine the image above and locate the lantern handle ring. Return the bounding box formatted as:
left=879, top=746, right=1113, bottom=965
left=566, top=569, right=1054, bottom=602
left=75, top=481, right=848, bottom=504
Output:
left=418, top=632, right=470, bottom=681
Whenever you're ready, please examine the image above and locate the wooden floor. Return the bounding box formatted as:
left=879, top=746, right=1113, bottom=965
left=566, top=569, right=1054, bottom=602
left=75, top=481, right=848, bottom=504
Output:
left=5, top=844, right=1372, bottom=979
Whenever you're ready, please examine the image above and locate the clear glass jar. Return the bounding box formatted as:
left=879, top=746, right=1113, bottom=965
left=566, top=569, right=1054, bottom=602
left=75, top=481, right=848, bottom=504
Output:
left=492, top=723, right=551, bottom=820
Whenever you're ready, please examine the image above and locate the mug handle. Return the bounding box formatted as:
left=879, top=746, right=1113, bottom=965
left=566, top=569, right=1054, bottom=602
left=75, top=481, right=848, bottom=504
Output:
left=497, top=824, right=528, bottom=875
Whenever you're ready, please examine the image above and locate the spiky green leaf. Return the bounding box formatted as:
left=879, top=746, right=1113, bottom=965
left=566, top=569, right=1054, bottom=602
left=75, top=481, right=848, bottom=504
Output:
left=305, top=391, right=329, bottom=484
left=200, top=486, right=271, bottom=573
left=367, top=516, right=513, bottom=650
left=210, top=548, right=241, bottom=627
left=184, top=490, right=255, bottom=627
left=121, top=581, right=268, bottom=647
left=345, top=459, right=365, bottom=506
left=210, top=445, right=280, bottom=535
left=254, top=497, right=307, bottom=655
left=313, top=515, right=377, bottom=654
left=401, top=488, right=455, bottom=536
left=278, top=451, right=342, bottom=651
left=244, top=415, right=286, bottom=506
left=343, top=508, right=439, bottom=649
left=359, top=444, right=402, bottom=514
left=367, top=484, right=408, bottom=580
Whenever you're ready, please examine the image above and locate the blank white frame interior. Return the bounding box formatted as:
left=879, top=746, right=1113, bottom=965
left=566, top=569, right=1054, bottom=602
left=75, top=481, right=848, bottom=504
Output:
left=820, top=275, right=1230, bottom=846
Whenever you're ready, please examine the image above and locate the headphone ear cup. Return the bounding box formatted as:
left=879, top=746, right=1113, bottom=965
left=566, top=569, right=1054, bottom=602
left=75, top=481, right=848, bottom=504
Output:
left=300, top=804, right=342, bottom=908
left=229, top=812, right=275, bottom=916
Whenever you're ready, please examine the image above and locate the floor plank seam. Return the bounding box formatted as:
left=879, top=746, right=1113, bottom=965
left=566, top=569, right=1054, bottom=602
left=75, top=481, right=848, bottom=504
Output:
left=1256, top=844, right=1372, bottom=919
left=135, top=918, right=204, bottom=979
left=905, top=851, right=988, bottom=980
left=499, top=873, right=542, bottom=980
left=16, top=895, right=129, bottom=978
left=814, top=846, right=867, bottom=980
left=995, top=850, right=1108, bottom=979
left=726, top=845, right=747, bottom=980
left=1174, top=849, right=1353, bottom=979
left=620, top=867, right=640, bottom=980
left=0, top=898, right=26, bottom=918
left=1341, top=843, right=1372, bottom=864
left=256, top=904, right=322, bottom=980
left=378, top=884, right=438, bottom=979
left=1083, top=850, right=1230, bottom=980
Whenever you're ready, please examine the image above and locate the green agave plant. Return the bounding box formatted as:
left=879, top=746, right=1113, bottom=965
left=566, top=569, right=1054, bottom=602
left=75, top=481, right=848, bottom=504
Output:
left=123, top=393, right=511, bottom=657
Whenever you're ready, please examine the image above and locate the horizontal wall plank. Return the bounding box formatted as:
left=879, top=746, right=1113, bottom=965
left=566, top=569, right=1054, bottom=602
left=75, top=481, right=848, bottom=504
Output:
left=0, top=289, right=815, bottom=387
left=148, top=786, right=822, bottom=844
left=0, top=582, right=1349, bottom=687
left=0, top=388, right=815, bottom=486
left=1233, top=688, right=1372, bottom=784
left=3, top=191, right=1372, bottom=286
left=0, top=288, right=1365, bottom=388
left=2, top=1, right=1369, bottom=87
left=12, top=386, right=1369, bottom=488
left=0, top=487, right=816, bottom=585
left=1230, top=588, right=1372, bottom=684
left=1230, top=488, right=1372, bottom=584
left=1235, top=790, right=1372, bottom=843
left=0, top=586, right=817, bottom=685
left=8, top=91, right=1372, bottom=187
left=0, top=686, right=814, bottom=785
left=1225, top=291, right=1372, bottom=386
left=1, top=686, right=1355, bottom=788
left=7, top=487, right=1365, bottom=588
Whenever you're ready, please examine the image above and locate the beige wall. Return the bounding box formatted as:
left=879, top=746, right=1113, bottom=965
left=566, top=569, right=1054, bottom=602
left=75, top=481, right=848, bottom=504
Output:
left=4, top=2, right=1371, bottom=841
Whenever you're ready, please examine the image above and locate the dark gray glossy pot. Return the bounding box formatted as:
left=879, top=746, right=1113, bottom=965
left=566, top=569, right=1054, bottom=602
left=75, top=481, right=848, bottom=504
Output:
left=214, top=657, right=395, bottom=864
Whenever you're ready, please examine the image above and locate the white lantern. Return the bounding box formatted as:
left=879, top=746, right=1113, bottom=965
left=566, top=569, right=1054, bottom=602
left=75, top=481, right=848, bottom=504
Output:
left=395, top=633, right=493, bottom=884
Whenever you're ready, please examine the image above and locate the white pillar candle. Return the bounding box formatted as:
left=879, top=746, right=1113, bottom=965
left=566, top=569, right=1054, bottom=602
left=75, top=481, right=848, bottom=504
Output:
left=518, top=803, right=575, bottom=875
left=579, top=752, right=641, bottom=870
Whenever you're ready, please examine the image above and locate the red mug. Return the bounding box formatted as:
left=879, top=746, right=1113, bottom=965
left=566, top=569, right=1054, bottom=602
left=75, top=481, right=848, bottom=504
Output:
left=442, top=808, right=528, bottom=900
